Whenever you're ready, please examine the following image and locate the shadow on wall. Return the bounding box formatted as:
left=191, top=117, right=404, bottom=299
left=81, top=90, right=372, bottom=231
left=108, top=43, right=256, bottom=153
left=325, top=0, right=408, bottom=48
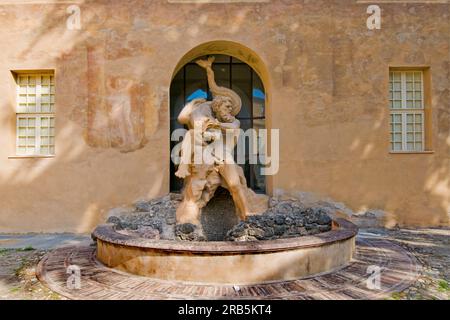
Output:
left=0, top=2, right=170, bottom=233
left=339, top=8, right=450, bottom=227
left=0, top=1, right=448, bottom=232
left=272, top=3, right=450, bottom=227
left=0, top=2, right=276, bottom=233
left=277, top=65, right=449, bottom=227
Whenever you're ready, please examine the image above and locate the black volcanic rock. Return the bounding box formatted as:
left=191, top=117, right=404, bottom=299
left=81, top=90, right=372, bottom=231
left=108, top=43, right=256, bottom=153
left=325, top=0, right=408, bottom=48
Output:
left=106, top=195, right=333, bottom=242
left=225, top=202, right=332, bottom=241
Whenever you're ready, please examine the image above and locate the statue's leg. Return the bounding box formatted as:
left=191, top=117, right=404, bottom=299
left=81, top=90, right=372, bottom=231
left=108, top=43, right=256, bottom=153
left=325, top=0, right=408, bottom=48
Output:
left=199, top=168, right=221, bottom=207
left=176, top=165, right=209, bottom=225
left=175, top=130, right=194, bottom=178
left=217, top=164, right=251, bottom=221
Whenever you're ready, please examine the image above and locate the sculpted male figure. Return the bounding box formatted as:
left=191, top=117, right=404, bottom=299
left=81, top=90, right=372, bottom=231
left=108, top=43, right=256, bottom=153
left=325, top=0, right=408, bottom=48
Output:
left=175, top=56, right=268, bottom=226
left=174, top=96, right=237, bottom=180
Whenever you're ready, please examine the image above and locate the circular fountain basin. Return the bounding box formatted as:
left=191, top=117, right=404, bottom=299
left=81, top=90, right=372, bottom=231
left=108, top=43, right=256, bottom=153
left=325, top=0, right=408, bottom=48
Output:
left=92, top=218, right=357, bottom=285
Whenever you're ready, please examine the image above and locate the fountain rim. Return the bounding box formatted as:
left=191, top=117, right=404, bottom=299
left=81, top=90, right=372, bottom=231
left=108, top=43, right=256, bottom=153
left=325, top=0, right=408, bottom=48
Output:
left=92, top=218, right=358, bottom=254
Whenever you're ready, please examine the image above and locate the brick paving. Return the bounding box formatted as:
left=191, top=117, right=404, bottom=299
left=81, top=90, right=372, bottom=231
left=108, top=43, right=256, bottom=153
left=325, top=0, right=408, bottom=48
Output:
left=36, top=235, right=421, bottom=300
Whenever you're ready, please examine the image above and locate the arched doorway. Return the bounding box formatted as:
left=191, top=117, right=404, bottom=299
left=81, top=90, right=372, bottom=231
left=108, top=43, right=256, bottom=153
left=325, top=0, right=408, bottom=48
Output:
left=169, top=41, right=271, bottom=194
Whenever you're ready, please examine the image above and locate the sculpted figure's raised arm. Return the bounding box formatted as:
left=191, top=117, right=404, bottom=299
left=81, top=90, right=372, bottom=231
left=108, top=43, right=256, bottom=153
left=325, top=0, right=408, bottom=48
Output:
left=175, top=56, right=268, bottom=228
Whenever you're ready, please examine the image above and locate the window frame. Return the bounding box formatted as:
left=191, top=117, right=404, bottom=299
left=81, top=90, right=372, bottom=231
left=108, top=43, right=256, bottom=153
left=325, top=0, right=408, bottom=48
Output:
left=389, top=70, right=426, bottom=153
left=14, top=73, right=56, bottom=157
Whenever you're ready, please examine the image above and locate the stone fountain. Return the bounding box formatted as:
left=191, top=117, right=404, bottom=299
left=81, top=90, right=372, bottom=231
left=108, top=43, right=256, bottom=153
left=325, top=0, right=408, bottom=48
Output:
left=92, top=56, right=357, bottom=284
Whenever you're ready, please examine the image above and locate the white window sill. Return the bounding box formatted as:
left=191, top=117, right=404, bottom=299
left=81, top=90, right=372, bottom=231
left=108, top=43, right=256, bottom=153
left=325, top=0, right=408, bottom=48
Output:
left=8, top=155, right=55, bottom=159
left=389, top=151, right=434, bottom=154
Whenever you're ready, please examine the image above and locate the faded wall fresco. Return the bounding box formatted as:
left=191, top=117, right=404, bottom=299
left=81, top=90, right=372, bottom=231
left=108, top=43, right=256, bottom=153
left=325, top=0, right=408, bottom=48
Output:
left=86, top=43, right=150, bottom=152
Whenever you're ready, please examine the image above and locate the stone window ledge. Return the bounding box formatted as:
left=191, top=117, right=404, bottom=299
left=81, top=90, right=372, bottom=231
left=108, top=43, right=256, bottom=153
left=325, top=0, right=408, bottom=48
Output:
left=8, top=155, right=55, bottom=159
left=389, top=151, right=434, bottom=154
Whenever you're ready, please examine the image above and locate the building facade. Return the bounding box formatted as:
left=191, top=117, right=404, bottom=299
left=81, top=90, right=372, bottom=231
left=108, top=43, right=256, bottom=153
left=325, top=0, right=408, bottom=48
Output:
left=0, top=0, right=449, bottom=232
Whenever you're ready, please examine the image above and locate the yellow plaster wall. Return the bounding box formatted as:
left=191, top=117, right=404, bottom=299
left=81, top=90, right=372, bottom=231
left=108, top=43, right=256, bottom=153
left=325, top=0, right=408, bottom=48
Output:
left=0, top=0, right=448, bottom=232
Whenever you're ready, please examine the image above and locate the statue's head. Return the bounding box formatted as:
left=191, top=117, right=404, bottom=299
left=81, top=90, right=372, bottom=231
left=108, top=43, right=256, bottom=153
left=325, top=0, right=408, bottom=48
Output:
left=211, top=96, right=235, bottom=123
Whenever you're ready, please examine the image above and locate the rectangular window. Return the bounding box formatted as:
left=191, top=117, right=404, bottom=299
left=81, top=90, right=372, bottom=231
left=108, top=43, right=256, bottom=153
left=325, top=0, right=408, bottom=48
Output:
left=16, top=73, right=55, bottom=156
left=389, top=70, right=424, bottom=152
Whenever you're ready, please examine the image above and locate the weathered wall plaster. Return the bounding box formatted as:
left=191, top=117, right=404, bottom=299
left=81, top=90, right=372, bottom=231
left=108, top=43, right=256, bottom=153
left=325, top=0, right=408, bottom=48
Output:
left=0, top=0, right=448, bottom=232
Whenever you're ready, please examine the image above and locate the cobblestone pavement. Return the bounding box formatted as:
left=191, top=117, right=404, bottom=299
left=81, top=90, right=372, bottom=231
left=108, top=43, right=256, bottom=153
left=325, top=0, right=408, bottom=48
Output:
left=0, top=248, right=63, bottom=300
left=361, top=227, right=449, bottom=300
left=0, top=233, right=91, bottom=300
left=0, top=228, right=448, bottom=300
